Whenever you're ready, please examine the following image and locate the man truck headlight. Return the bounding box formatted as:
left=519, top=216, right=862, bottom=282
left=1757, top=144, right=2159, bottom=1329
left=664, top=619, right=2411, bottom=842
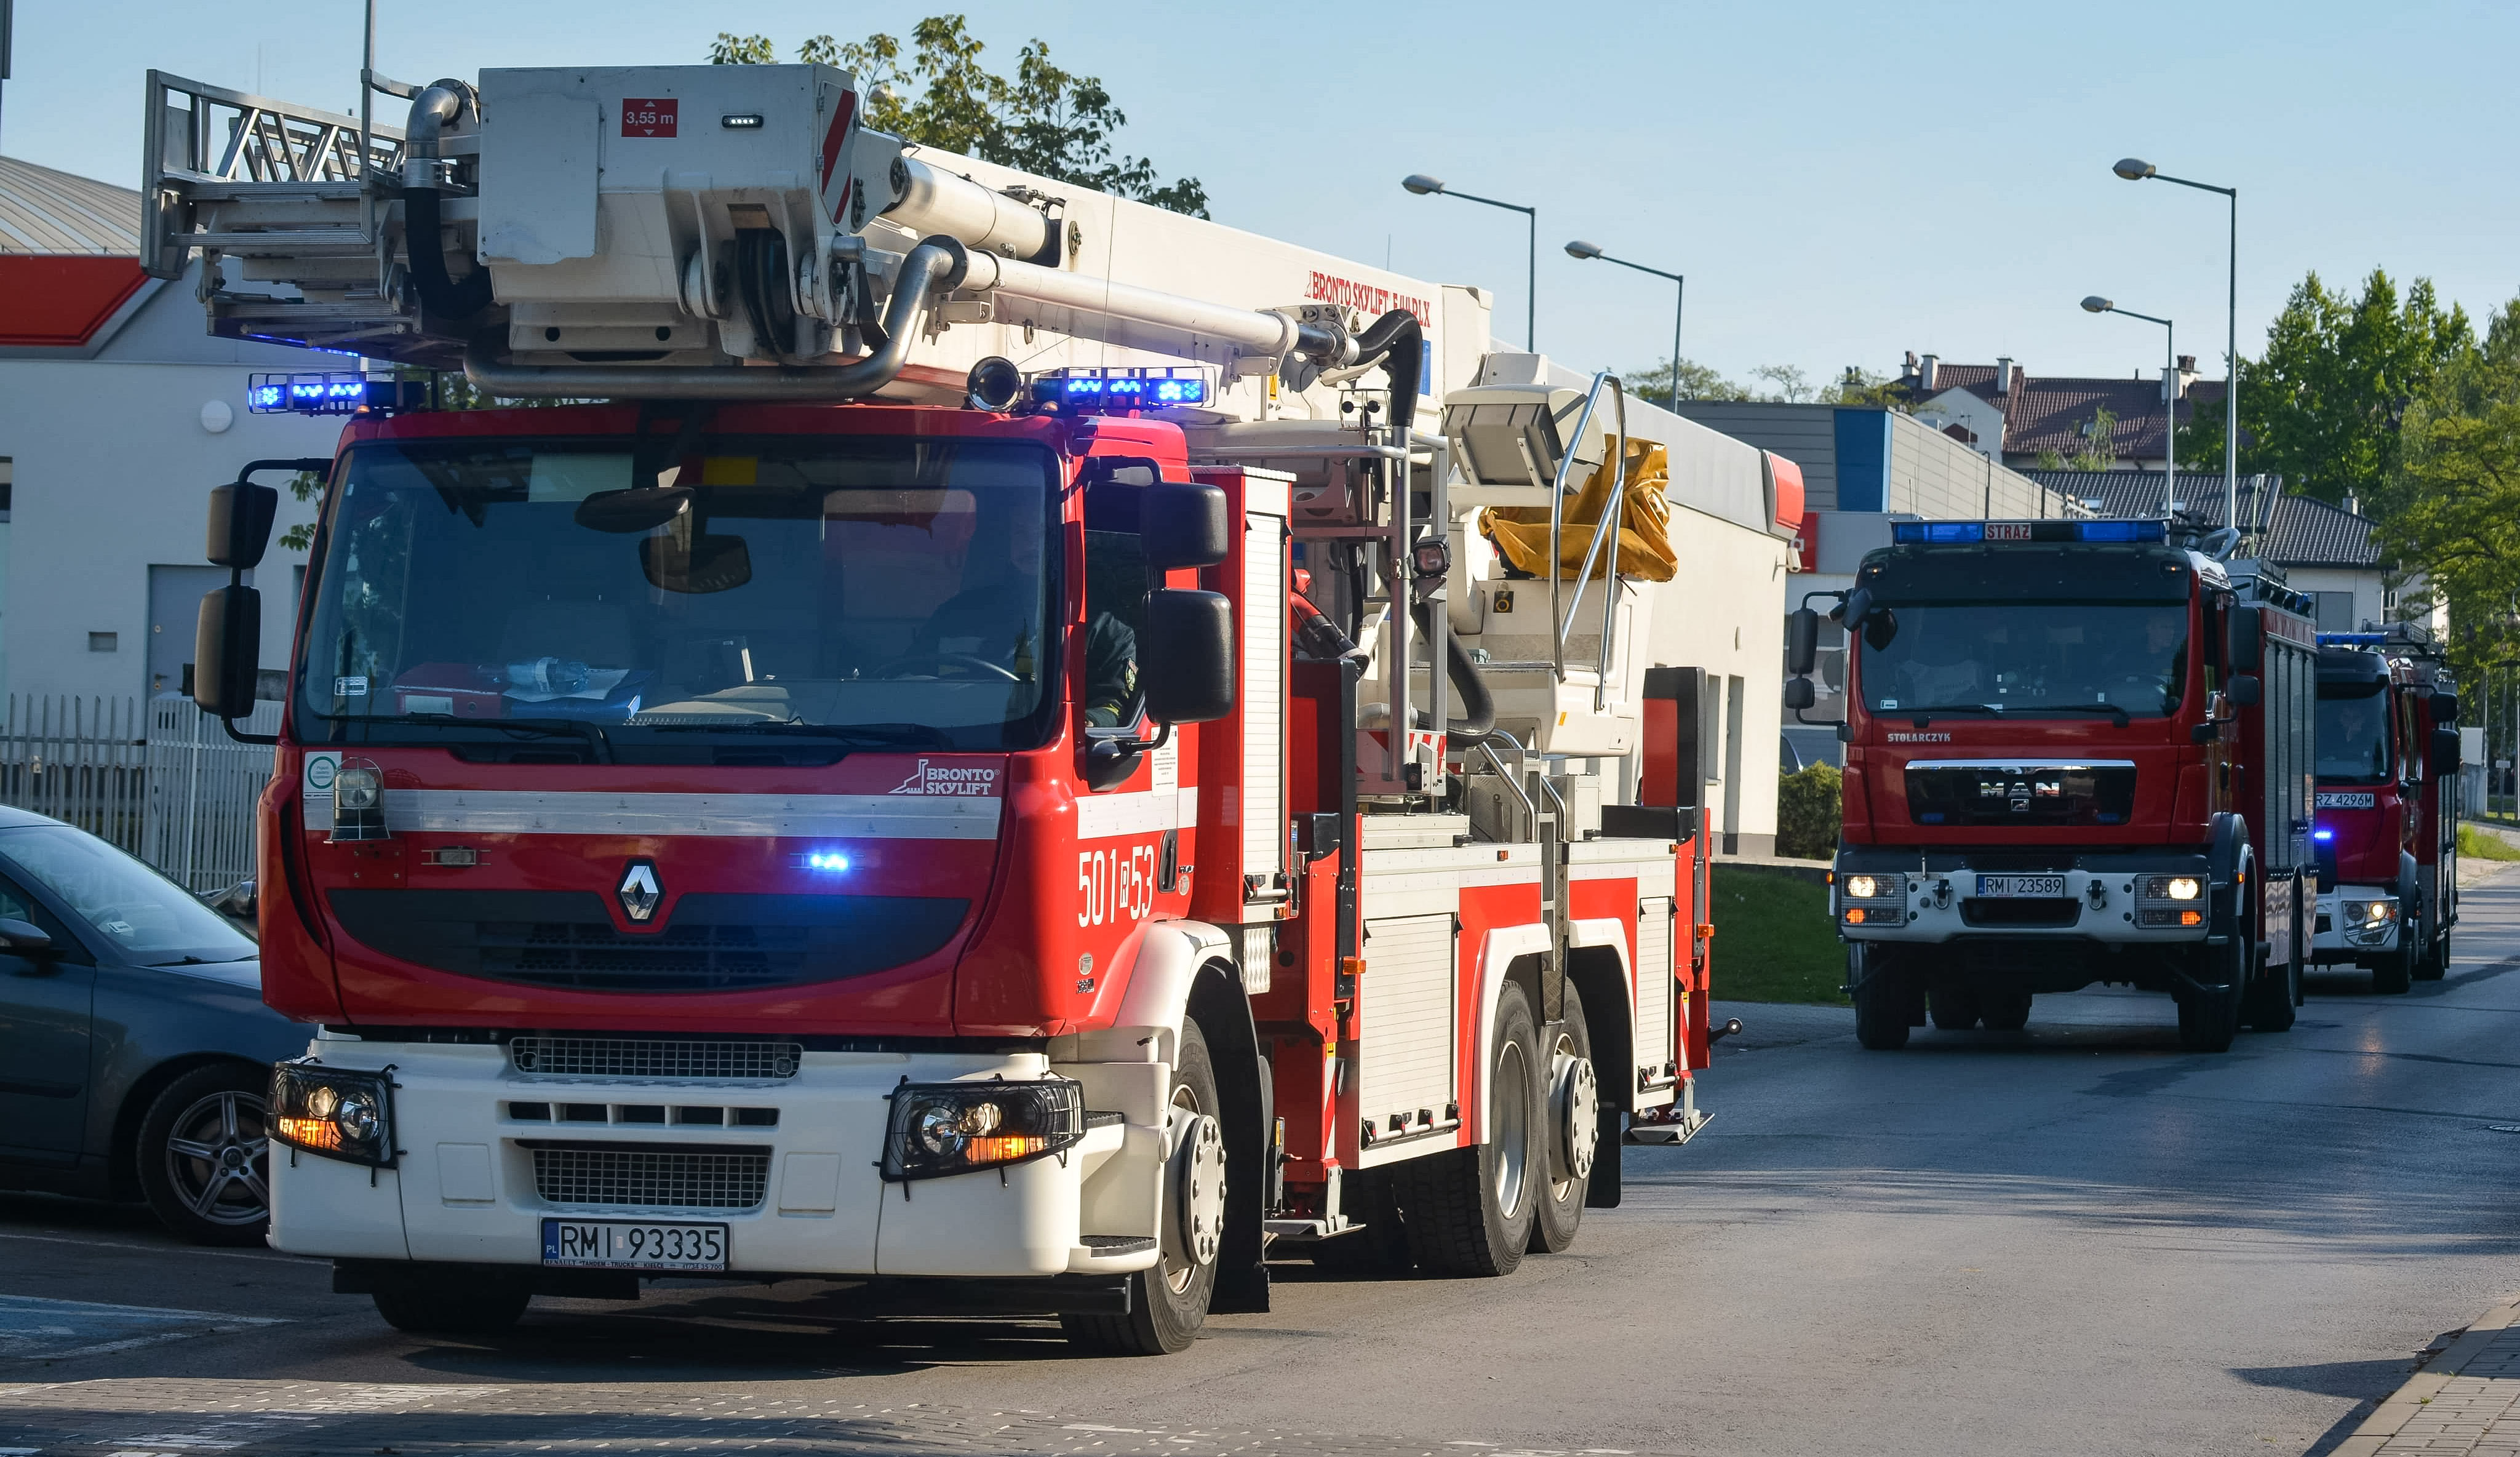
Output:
left=2139, top=876, right=2202, bottom=901
left=2340, top=899, right=2398, bottom=947
left=882, top=1079, right=1086, bottom=1181
left=270, top=1063, right=396, bottom=1167
left=1843, top=874, right=1880, bottom=900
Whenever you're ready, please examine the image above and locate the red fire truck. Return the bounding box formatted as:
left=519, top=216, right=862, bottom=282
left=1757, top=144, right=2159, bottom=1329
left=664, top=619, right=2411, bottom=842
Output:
left=2308, top=627, right=2462, bottom=991
left=153, top=63, right=1750, bottom=1352
left=1785, top=519, right=2318, bottom=1053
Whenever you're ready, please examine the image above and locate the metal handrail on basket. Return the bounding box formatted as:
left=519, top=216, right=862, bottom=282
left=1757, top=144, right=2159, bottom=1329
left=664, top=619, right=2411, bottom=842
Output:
left=1545, top=373, right=1630, bottom=711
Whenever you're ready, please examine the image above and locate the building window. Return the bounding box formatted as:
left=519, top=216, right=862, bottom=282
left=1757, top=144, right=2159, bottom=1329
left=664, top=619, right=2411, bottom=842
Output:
left=2313, top=592, right=2356, bottom=633
left=89, top=632, right=119, bottom=653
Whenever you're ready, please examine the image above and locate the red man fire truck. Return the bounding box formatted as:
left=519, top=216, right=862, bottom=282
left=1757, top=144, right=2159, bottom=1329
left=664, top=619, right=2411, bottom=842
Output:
left=1785, top=519, right=2318, bottom=1052
left=151, top=62, right=1760, bottom=1352
left=2308, top=626, right=2462, bottom=991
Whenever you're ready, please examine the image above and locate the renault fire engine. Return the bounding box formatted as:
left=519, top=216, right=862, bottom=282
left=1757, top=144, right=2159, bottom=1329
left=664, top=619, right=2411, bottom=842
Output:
left=2308, top=626, right=2461, bottom=991
left=149, top=62, right=1772, bottom=1352
left=1784, top=519, right=2318, bottom=1052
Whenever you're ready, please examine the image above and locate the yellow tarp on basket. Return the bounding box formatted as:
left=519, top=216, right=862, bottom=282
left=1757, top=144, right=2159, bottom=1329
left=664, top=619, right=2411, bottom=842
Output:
left=1477, top=438, right=1678, bottom=582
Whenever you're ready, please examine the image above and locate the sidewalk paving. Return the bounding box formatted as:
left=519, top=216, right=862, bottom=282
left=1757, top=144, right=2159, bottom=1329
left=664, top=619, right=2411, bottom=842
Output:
left=2339, top=1298, right=2520, bottom=1456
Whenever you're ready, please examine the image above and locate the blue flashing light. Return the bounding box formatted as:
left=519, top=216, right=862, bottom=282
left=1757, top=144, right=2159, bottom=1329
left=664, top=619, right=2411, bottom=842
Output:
left=1037, top=366, right=1211, bottom=413
left=2078, top=520, right=2166, bottom=543
left=2312, top=829, right=2335, bottom=842
left=805, top=851, right=852, bottom=872
left=1889, top=518, right=2169, bottom=546
left=247, top=370, right=409, bottom=417
left=2316, top=632, right=2388, bottom=645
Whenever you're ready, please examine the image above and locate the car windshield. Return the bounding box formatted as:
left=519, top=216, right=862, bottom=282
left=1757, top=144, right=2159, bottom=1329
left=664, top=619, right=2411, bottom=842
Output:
left=295, top=435, right=1062, bottom=754
left=1857, top=602, right=2190, bottom=717
left=2317, top=684, right=2394, bottom=783
left=0, top=826, right=258, bottom=965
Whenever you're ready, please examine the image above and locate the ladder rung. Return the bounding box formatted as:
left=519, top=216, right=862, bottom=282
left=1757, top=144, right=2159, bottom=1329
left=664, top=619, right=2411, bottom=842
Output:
left=189, top=230, right=373, bottom=249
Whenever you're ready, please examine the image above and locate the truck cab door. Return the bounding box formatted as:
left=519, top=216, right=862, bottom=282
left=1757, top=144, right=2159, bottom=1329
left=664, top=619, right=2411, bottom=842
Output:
left=0, top=876, right=97, bottom=1164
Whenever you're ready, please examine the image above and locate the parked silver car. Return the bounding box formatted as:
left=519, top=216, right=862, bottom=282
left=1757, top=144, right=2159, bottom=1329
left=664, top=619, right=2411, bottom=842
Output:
left=0, top=807, right=303, bottom=1244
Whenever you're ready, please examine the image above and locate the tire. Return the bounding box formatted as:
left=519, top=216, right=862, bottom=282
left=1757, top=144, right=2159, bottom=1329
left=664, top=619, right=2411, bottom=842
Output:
left=1392, top=980, right=1542, bottom=1277
left=1064, top=1019, right=1223, bottom=1355
left=2244, top=941, right=2299, bottom=1032
left=2177, top=941, right=2246, bottom=1053
left=371, top=1272, right=532, bottom=1335
left=2369, top=936, right=2414, bottom=996
left=1979, top=991, right=2032, bottom=1032
left=1526, top=990, right=1595, bottom=1255
left=1928, top=987, right=1982, bottom=1031
left=1851, top=945, right=1912, bottom=1051
left=137, top=1063, right=274, bottom=1247
left=2416, top=927, right=2450, bottom=981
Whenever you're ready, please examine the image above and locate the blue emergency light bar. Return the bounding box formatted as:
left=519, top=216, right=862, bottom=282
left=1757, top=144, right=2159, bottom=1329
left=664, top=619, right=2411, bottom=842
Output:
left=1889, top=519, right=2169, bottom=545
left=248, top=371, right=418, bottom=417
left=1034, top=366, right=1212, bottom=412
left=2315, top=633, right=2388, bottom=646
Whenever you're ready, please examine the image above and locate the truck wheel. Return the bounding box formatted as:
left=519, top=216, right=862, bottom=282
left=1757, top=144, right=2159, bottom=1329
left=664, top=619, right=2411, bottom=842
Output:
left=1851, top=946, right=1912, bottom=1051
left=1928, top=987, right=1982, bottom=1031
left=2369, top=939, right=2414, bottom=996
left=1979, top=991, right=2032, bottom=1032
left=137, top=1064, right=273, bottom=1247
left=2244, top=944, right=2297, bottom=1032
left=1394, top=980, right=1542, bottom=1277
left=371, top=1272, right=532, bottom=1335
left=1306, top=1168, right=1411, bottom=1275
left=2416, top=928, right=2450, bottom=981
left=2176, top=942, right=2246, bottom=1053
left=1064, top=1019, right=1224, bottom=1355
left=1527, top=991, right=1595, bottom=1255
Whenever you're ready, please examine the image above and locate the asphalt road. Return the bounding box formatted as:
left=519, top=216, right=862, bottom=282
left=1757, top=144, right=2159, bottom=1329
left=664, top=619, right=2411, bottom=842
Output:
left=7, top=866, right=2520, bottom=1457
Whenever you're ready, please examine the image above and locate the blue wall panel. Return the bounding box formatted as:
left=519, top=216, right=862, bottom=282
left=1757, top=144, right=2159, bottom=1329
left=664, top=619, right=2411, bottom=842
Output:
left=1833, top=409, right=1891, bottom=513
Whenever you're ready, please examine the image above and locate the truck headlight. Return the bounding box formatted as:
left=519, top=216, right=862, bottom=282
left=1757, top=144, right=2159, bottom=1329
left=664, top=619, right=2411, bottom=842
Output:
left=882, top=1079, right=1085, bottom=1181
left=1843, top=874, right=1880, bottom=900
left=269, top=1062, right=396, bottom=1167
left=2340, top=899, right=2398, bottom=947
left=2140, top=876, right=2203, bottom=901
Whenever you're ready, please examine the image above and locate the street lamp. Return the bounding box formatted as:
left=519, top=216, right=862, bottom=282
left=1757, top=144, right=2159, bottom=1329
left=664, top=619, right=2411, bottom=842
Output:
left=2115, top=157, right=2238, bottom=534
left=1566, top=240, right=1685, bottom=410
left=1402, top=174, right=1536, bottom=352
left=2082, top=295, right=2177, bottom=517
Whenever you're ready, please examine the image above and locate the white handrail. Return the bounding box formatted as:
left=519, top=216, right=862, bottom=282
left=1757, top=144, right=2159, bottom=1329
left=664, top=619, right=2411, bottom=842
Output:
left=1545, top=373, right=1629, bottom=690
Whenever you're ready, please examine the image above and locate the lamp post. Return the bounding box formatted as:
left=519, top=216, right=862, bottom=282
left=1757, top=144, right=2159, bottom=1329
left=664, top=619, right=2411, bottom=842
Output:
left=1402, top=174, right=1536, bottom=352
left=1565, top=240, right=1685, bottom=410
left=2115, top=158, right=2238, bottom=534
left=2081, top=295, right=2176, bottom=517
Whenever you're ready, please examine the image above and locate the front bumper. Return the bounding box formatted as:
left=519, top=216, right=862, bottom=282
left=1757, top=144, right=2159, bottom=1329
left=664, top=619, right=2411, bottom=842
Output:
left=1833, top=856, right=2214, bottom=946
left=267, top=1034, right=1170, bottom=1280
left=2311, top=886, right=2400, bottom=963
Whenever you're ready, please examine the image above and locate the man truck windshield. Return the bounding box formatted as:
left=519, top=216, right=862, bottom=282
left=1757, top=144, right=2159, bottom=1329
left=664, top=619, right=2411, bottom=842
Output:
left=294, top=436, right=1062, bottom=754
left=2316, top=684, right=2394, bottom=783
left=1857, top=602, right=2190, bottom=717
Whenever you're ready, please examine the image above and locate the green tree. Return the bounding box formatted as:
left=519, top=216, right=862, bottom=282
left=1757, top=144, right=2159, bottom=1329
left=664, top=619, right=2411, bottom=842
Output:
left=1820, top=367, right=1905, bottom=407
left=1625, top=356, right=1748, bottom=405
left=2236, top=268, right=2474, bottom=506
left=713, top=16, right=1209, bottom=218
left=2372, top=290, right=2520, bottom=673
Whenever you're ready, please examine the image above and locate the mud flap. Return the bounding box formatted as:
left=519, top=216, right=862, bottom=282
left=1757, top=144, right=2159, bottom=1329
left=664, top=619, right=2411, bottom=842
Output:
left=1584, top=1103, right=1622, bottom=1208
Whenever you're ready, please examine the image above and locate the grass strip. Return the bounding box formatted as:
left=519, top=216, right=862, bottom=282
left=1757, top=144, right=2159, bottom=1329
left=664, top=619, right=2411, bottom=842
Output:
left=1710, top=864, right=1849, bottom=1005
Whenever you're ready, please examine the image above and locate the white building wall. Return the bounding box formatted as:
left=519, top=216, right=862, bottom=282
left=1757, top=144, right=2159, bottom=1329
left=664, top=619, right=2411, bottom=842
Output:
left=1638, top=505, right=1794, bottom=853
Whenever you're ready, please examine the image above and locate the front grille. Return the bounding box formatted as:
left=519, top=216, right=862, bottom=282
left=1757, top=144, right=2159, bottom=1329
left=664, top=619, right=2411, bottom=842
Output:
left=1960, top=898, right=2082, bottom=928
left=1905, top=761, right=2137, bottom=828
left=528, top=1141, right=770, bottom=1209
left=510, top=1037, right=802, bottom=1080
left=330, top=890, right=968, bottom=992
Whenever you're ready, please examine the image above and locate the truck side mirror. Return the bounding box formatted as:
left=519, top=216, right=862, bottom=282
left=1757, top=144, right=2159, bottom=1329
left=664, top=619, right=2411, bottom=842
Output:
left=193, top=586, right=262, bottom=719
left=2224, top=674, right=2262, bottom=708
left=1141, top=481, right=1230, bottom=570
left=2227, top=605, right=2263, bottom=673
left=1786, top=608, right=1820, bottom=676
left=2433, top=726, right=2461, bottom=777
left=207, top=480, right=280, bottom=569
left=2432, top=690, right=2461, bottom=724
left=1837, top=586, right=1872, bottom=630
left=1141, top=588, right=1234, bottom=724
left=1783, top=676, right=1816, bottom=711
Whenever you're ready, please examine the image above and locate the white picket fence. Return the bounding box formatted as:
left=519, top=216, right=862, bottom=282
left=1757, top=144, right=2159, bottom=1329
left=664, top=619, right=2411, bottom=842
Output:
left=0, top=693, right=282, bottom=893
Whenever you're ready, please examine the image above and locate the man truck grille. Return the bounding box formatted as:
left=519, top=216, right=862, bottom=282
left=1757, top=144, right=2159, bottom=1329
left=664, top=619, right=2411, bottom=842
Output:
left=527, top=1141, right=770, bottom=1209
left=509, top=1037, right=802, bottom=1080
left=329, top=890, right=968, bottom=992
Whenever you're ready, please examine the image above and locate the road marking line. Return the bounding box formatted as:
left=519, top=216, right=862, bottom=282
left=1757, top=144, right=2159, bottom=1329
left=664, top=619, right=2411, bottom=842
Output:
left=0, top=1231, right=313, bottom=1265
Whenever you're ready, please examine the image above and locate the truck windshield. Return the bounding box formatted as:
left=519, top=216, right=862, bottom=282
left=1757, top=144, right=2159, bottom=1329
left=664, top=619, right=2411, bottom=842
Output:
left=2316, top=684, right=2394, bottom=783
left=1857, top=602, right=2190, bottom=717
left=294, top=435, right=1062, bottom=754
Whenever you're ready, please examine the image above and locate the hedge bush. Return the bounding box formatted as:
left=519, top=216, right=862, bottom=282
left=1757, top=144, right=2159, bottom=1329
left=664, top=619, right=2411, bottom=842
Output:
left=1776, top=762, right=1841, bottom=860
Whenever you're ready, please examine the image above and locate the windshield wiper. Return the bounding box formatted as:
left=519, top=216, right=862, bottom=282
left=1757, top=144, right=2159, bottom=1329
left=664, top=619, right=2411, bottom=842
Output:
left=1896, top=703, right=2004, bottom=726
left=2029, top=703, right=2134, bottom=728
left=649, top=721, right=953, bottom=748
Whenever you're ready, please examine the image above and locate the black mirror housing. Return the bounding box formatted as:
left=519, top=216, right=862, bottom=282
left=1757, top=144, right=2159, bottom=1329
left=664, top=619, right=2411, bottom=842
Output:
left=2431, top=690, right=2461, bottom=724
left=2227, top=606, right=2265, bottom=673
left=207, top=480, right=281, bottom=569
left=1837, top=586, right=1873, bottom=629
left=193, top=585, right=261, bottom=718
left=2225, top=673, right=2262, bottom=708
left=1141, top=588, right=1234, bottom=724
left=2433, top=725, right=2461, bottom=777
left=1783, top=676, right=1816, bottom=711
left=0, top=918, right=55, bottom=955
left=1141, top=481, right=1230, bottom=571
left=1786, top=608, right=1820, bottom=677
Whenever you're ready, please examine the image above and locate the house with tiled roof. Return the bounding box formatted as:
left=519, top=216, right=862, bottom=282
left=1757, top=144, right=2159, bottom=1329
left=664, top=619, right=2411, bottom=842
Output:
left=1899, top=351, right=2228, bottom=475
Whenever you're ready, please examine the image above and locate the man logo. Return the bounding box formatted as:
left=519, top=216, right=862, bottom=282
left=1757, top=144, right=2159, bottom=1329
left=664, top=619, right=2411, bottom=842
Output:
left=618, top=860, right=663, bottom=923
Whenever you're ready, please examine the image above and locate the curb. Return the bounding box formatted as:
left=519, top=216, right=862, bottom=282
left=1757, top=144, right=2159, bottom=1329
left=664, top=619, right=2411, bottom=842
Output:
left=2331, top=1296, right=2520, bottom=1457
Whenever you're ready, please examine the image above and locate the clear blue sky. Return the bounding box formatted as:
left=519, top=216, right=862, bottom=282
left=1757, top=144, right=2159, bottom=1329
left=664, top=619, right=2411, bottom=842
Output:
left=6, top=1, right=2513, bottom=388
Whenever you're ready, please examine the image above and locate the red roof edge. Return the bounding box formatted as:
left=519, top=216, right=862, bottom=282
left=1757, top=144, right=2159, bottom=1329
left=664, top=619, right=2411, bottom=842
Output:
left=0, top=255, right=151, bottom=347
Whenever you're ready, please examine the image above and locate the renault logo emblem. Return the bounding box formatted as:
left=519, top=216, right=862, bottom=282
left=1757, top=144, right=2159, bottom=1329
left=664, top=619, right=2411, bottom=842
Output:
left=617, top=860, right=663, bottom=923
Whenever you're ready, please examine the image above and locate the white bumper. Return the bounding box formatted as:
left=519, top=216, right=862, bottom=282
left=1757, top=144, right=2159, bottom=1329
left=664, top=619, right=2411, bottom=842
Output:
left=1836, top=866, right=2211, bottom=946
left=268, top=1036, right=1169, bottom=1279
left=2313, top=887, right=2401, bottom=959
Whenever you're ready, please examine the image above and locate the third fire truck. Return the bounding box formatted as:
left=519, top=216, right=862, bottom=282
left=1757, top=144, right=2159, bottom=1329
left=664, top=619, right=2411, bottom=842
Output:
left=2308, top=625, right=2462, bottom=991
